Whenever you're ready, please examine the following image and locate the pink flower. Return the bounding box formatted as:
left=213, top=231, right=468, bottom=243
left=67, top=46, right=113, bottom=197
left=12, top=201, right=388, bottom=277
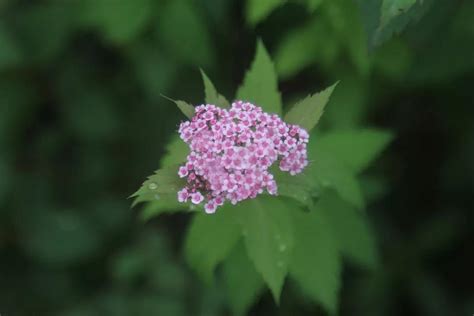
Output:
left=178, top=166, right=188, bottom=178
left=204, top=200, right=217, bottom=214
left=176, top=101, right=309, bottom=213
left=177, top=188, right=189, bottom=202
left=191, top=192, right=204, bottom=204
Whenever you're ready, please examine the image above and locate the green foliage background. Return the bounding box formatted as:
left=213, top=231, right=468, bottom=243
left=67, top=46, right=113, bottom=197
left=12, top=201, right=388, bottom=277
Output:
left=0, top=0, right=473, bottom=315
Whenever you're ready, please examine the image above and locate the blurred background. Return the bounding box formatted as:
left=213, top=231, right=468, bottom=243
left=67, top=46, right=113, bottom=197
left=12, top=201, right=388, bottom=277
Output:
left=0, top=0, right=473, bottom=315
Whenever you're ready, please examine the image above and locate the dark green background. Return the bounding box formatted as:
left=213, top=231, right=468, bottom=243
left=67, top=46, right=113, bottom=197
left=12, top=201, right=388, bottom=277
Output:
left=0, top=0, right=472, bottom=315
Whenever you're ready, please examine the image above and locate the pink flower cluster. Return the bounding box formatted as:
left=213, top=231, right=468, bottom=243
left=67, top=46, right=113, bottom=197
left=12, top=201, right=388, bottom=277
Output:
left=177, top=101, right=309, bottom=213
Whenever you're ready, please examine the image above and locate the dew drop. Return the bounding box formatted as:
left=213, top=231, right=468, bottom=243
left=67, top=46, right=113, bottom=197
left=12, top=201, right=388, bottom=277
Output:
left=154, top=194, right=160, bottom=200
left=279, top=244, right=287, bottom=252
left=277, top=261, right=284, bottom=268
left=275, top=234, right=281, bottom=240
left=148, top=182, right=158, bottom=190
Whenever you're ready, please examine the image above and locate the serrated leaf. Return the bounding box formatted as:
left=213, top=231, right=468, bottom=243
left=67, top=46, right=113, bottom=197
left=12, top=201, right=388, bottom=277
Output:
left=317, top=129, right=393, bottom=173
left=233, top=196, right=294, bottom=302
left=354, top=0, right=432, bottom=48
left=316, top=190, right=379, bottom=268
left=272, top=167, right=319, bottom=209
left=222, top=241, right=265, bottom=316
left=308, top=141, right=365, bottom=209
left=162, top=95, right=195, bottom=118
left=284, top=82, right=338, bottom=131
left=200, top=69, right=230, bottom=108
left=140, top=198, right=186, bottom=221
left=289, top=203, right=341, bottom=314
left=246, top=0, right=285, bottom=25
left=160, top=135, right=189, bottom=168
left=374, top=0, right=431, bottom=46
left=135, top=135, right=190, bottom=220
left=236, top=40, right=282, bottom=115
left=185, top=209, right=241, bottom=282
left=380, top=0, right=418, bottom=28
left=131, top=165, right=185, bottom=206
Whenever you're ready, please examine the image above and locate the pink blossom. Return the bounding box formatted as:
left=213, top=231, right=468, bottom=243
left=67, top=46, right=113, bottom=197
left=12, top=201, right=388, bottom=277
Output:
left=204, top=200, right=217, bottom=214
left=191, top=192, right=204, bottom=204
left=178, top=166, right=188, bottom=178
left=177, top=188, right=189, bottom=202
left=177, top=101, right=309, bottom=213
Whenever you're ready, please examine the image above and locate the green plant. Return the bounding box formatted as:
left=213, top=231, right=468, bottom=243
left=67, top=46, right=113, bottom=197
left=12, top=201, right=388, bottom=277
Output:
left=133, top=40, right=392, bottom=315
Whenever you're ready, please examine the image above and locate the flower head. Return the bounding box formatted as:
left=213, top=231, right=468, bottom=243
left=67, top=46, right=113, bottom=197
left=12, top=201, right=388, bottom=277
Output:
left=177, top=101, right=309, bottom=213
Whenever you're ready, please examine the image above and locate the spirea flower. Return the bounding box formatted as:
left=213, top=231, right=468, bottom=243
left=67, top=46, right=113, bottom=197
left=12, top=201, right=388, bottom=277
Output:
left=177, top=101, right=309, bottom=213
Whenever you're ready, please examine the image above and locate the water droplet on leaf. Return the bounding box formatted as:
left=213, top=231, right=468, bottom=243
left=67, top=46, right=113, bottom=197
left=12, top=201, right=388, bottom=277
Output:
left=154, top=194, right=160, bottom=200
left=148, top=182, right=158, bottom=190
left=277, top=261, right=284, bottom=268
left=279, top=244, right=287, bottom=252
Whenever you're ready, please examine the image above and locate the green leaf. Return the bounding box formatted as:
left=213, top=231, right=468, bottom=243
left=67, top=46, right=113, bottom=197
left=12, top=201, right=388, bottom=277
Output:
left=236, top=40, right=282, bottom=115
left=156, top=0, right=213, bottom=67
left=233, top=196, right=294, bottom=302
left=140, top=198, right=186, bottom=221
left=284, top=82, right=338, bottom=131
left=354, top=0, right=432, bottom=47
left=162, top=95, right=195, bottom=118
left=222, top=242, right=265, bottom=316
left=306, top=0, right=323, bottom=12
left=274, top=20, right=319, bottom=79
left=275, top=0, right=369, bottom=78
left=131, top=165, right=185, bottom=207
left=375, top=0, right=432, bottom=46
left=81, top=0, right=154, bottom=44
left=316, top=190, right=379, bottom=268
left=316, top=129, right=393, bottom=173
left=272, top=167, right=319, bottom=209
left=246, top=0, right=285, bottom=25
left=289, top=203, right=341, bottom=314
left=200, top=69, right=230, bottom=108
left=274, top=17, right=337, bottom=79
left=185, top=209, right=241, bottom=282
left=160, top=135, right=189, bottom=168
left=322, top=74, right=369, bottom=129
left=136, top=135, right=190, bottom=220
left=336, top=0, right=371, bottom=76
left=380, top=0, right=418, bottom=28
left=308, top=141, right=365, bottom=209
